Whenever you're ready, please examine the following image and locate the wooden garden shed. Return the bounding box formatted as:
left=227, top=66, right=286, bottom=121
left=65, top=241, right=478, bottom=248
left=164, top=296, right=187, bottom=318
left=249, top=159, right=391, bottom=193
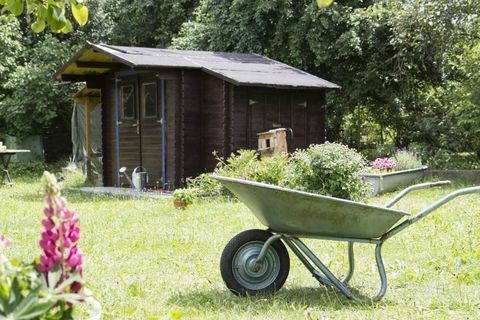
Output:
left=55, top=42, right=340, bottom=188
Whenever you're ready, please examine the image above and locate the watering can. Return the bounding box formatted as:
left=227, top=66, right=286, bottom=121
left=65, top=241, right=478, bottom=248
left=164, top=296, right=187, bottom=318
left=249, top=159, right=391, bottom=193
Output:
left=132, top=166, right=149, bottom=191
left=118, top=166, right=149, bottom=191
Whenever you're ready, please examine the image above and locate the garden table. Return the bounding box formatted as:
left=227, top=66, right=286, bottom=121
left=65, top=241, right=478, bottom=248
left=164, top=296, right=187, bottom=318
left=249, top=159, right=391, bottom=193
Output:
left=0, top=149, right=30, bottom=186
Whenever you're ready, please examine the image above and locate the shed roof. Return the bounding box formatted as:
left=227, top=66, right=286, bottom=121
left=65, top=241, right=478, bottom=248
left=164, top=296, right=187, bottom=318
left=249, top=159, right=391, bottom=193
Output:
left=55, top=42, right=340, bottom=90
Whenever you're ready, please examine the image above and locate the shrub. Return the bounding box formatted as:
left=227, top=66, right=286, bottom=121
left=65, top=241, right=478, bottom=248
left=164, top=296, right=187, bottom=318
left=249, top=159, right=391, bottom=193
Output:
left=215, top=150, right=288, bottom=184
left=426, top=150, right=480, bottom=170
left=187, top=150, right=288, bottom=198
left=283, top=143, right=371, bottom=201
left=361, top=144, right=395, bottom=161
left=393, top=149, right=422, bottom=171
left=8, top=160, right=65, bottom=180
left=186, top=173, right=226, bottom=198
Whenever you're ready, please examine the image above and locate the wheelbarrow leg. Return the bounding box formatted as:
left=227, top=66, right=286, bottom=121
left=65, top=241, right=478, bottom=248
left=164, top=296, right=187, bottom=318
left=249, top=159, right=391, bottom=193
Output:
left=284, top=237, right=387, bottom=302
left=283, top=238, right=336, bottom=288
left=341, top=242, right=355, bottom=285
left=372, top=242, right=387, bottom=301
left=287, top=238, right=358, bottom=300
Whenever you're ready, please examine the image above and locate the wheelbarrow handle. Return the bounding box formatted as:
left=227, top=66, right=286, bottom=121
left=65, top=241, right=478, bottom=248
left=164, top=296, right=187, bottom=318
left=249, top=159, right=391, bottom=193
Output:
left=382, top=185, right=480, bottom=241
left=385, top=181, right=451, bottom=208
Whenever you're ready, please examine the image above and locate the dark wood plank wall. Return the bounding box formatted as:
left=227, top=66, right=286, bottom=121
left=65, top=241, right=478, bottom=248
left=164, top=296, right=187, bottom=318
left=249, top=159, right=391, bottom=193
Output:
left=165, top=78, right=178, bottom=189
left=231, top=84, right=248, bottom=151
left=181, top=70, right=202, bottom=182
left=306, top=90, right=326, bottom=146
left=101, top=77, right=116, bottom=186
left=201, top=74, right=226, bottom=171
left=231, top=87, right=326, bottom=154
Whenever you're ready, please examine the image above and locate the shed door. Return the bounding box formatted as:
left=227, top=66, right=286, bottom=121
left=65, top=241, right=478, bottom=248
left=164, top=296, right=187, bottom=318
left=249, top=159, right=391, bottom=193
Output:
left=118, top=81, right=141, bottom=186
left=139, top=80, right=163, bottom=186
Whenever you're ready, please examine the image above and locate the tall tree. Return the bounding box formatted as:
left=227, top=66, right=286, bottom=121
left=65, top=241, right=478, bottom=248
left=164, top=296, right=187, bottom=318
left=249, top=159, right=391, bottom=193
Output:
left=173, top=0, right=479, bottom=152
left=105, top=0, right=196, bottom=48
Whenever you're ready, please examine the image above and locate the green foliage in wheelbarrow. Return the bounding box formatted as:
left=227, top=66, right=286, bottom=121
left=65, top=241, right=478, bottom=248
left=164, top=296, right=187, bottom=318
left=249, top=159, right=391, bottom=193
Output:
left=188, top=143, right=371, bottom=201
left=187, top=150, right=288, bottom=198
left=283, top=142, right=371, bottom=201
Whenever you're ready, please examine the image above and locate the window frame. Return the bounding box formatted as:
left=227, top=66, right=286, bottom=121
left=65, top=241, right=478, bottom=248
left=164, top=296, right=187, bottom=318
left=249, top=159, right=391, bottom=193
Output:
left=141, top=81, right=158, bottom=119
left=120, top=84, right=136, bottom=120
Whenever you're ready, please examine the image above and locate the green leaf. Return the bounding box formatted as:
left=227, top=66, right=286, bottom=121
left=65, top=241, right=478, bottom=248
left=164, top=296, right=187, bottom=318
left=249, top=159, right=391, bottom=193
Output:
left=60, top=19, right=73, bottom=33
left=37, top=5, right=48, bottom=19
left=70, top=1, right=88, bottom=26
left=46, top=5, right=67, bottom=32
left=5, top=0, right=24, bottom=15
left=31, top=19, right=46, bottom=33
left=316, top=0, right=333, bottom=8
left=57, top=293, right=85, bottom=304
left=53, top=273, right=82, bottom=293
left=17, top=302, right=54, bottom=320
left=47, top=263, right=62, bottom=289
left=8, top=278, right=22, bottom=311
left=13, top=285, right=41, bottom=318
left=0, top=0, right=6, bottom=6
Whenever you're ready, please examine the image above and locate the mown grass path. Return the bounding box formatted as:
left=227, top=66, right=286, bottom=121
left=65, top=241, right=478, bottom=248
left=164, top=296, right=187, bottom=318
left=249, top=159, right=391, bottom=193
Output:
left=1, top=177, right=479, bottom=319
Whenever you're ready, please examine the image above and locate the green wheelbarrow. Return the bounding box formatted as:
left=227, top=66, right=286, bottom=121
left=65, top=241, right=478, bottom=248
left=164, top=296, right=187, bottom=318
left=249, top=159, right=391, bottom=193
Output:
left=213, top=175, right=480, bottom=301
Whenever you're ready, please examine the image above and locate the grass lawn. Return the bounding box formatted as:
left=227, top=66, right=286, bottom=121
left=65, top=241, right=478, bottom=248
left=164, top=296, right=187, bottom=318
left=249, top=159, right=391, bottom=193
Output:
left=1, top=174, right=479, bottom=319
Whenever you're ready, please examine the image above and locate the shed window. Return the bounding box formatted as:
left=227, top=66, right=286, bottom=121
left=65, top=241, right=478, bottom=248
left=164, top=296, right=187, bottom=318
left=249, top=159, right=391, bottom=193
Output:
left=142, top=82, right=157, bottom=118
left=121, top=85, right=136, bottom=119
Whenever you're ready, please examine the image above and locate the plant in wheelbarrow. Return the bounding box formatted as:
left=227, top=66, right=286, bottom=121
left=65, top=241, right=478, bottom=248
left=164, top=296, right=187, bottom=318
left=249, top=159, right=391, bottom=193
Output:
left=283, top=142, right=372, bottom=201
left=0, top=172, right=101, bottom=319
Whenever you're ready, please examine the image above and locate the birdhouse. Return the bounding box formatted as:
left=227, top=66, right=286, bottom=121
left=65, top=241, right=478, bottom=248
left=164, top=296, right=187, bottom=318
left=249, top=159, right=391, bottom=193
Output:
left=257, top=128, right=288, bottom=158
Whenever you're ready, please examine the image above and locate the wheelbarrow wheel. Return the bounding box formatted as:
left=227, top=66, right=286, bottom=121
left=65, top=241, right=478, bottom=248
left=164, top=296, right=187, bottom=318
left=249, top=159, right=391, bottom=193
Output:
left=220, top=229, right=289, bottom=296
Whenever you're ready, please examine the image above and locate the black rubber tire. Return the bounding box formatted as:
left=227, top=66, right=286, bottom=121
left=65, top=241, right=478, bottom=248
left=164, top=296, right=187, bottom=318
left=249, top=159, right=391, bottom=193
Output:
left=220, top=229, right=290, bottom=296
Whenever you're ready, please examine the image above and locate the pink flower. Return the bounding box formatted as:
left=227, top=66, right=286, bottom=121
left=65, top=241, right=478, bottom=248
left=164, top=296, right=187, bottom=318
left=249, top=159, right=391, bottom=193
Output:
left=41, top=230, right=59, bottom=242
left=39, top=172, right=83, bottom=294
left=44, top=207, right=54, bottom=218
left=71, top=281, right=82, bottom=293
left=45, top=197, right=53, bottom=206
left=63, top=236, right=72, bottom=248
left=68, top=227, right=80, bottom=242
left=61, top=221, right=69, bottom=233
left=42, top=218, right=55, bottom=230
left=39, top=239, right=56, bottom=253
left=71, top=215, right=80, bottom=224
left=371, top=157, right=396, bottom=171
left=66, top=246, right=82, bottom=268
left=0, top=235, right=12, bottom=248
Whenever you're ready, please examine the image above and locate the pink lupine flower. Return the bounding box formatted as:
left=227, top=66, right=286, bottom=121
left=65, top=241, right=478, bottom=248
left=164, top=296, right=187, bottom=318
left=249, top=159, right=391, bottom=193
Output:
left=0, top=235, right=11, bottom=248
left=37, top=171, right=83, bottom=292
left=44, top=207, right=54, bottom=217
left=71, top=281, right=82, bottom=293
left=68, top=227, right=80, bottom=242
left=39, top=239, right=56, bottom=252
left=63, top=236, right=72, bottom=248
left=41, top=230, right=59, bottom=242
left=67, top=246, right=82, bottom=268
left=42, top=218, right=55, bottom=230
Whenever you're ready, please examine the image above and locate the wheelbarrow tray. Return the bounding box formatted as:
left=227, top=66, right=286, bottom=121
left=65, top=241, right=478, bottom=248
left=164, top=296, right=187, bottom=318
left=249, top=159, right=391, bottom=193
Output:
left=213, top=176, right=409, bottom=239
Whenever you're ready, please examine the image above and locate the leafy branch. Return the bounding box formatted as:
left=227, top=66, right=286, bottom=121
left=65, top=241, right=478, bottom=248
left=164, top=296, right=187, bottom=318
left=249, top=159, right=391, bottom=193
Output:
left=0, top=0, right=88, bottom=33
